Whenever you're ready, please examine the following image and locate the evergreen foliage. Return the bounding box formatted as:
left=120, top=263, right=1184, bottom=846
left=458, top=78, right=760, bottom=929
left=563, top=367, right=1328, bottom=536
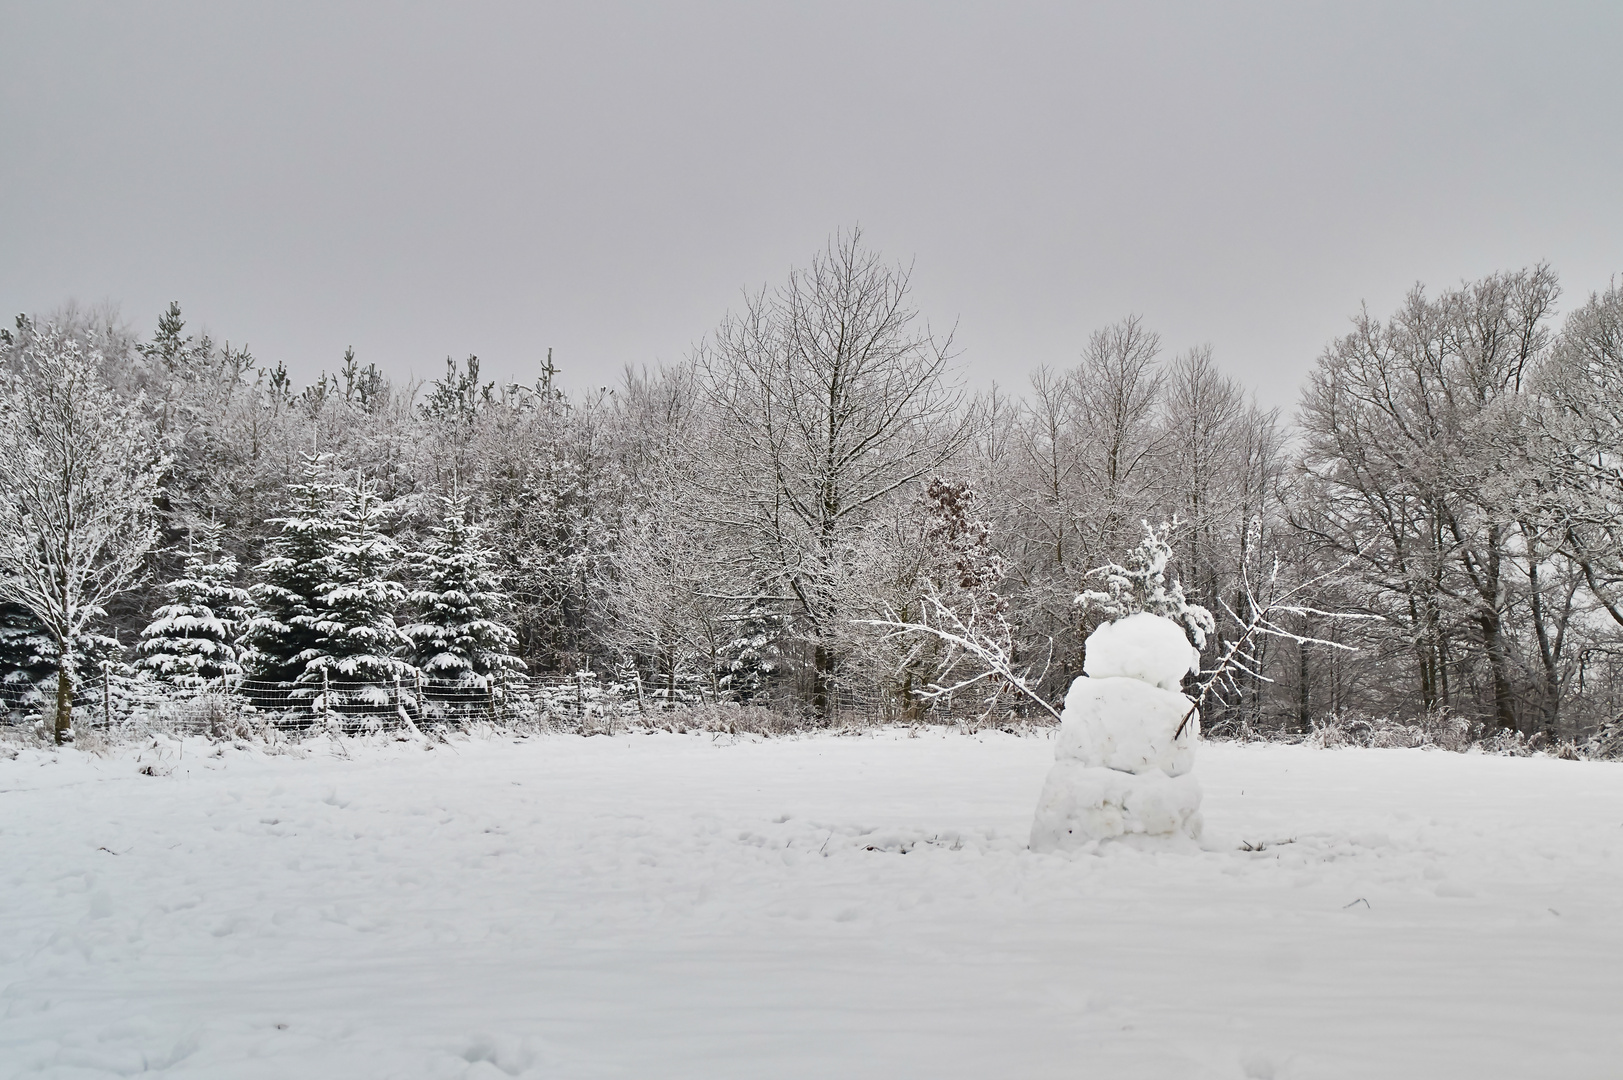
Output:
left=421, top=354, right=494, bottom=426
left=305, top=472, right=412, bottom=687
left=404, top=495, right=525, bottom=687
left=0, top=602, right=122, bottom=714
left=137, top=520, right=254, bottom=687
left=241, top=454, right=343, bottom=684
left=0, top=602, right=57, bottom=704
left=717, top=596, right=784, bottom=702
left=137, top=301, right=208, bottom=375
left=1078, top=522, right=1216, bottom=649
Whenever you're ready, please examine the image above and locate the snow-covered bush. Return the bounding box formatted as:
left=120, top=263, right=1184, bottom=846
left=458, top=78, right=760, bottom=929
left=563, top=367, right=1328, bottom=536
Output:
left=1583, top=718, right=1623, bottom=760
left=1306, top=711, right=1473, bottom=752
left=148, top=691, right=264, bottom=740
left=641, top=700, right=801, bottom=736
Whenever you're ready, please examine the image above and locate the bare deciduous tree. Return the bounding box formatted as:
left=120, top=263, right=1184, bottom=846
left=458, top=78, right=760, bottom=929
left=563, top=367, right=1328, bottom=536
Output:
left=0, top=322, right=165, bottom=741
left=1296, top=267, right=1568, bottom=733
left=698, top=229, right=969, bottom=718
left=1071, top=316, right=1168, bottom=565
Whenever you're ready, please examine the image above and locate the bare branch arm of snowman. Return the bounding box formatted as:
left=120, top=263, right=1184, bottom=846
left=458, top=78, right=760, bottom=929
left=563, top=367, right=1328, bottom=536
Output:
left=861, top=592, right=1064, bottom=724
left=1175, top=555, right=1383, bottom=738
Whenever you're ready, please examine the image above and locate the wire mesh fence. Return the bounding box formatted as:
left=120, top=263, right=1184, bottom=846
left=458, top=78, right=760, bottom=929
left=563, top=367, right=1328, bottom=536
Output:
left=0, top=668, right=642, bottom=737
left=0, top=662, right=1053, bottom=739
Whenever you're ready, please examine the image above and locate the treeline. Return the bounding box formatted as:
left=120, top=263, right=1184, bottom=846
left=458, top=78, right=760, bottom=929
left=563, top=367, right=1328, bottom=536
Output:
left=3, top=232, right=1622, bottom=743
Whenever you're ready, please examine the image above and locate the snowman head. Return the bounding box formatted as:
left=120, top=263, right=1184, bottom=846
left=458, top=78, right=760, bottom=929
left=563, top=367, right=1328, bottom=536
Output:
left=1082, top=612, right=1199, bottom=693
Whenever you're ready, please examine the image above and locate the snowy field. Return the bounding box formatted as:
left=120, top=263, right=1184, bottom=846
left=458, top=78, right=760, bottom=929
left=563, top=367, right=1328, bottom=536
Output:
left=3, top=730, right=1621, bottom=1079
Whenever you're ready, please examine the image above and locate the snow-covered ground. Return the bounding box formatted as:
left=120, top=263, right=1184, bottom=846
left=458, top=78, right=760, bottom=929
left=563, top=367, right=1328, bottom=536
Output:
left=2, top=730, right=1620, bottom=1079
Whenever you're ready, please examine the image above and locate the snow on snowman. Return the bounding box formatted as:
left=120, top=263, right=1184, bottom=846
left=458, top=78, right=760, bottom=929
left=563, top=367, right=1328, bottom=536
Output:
left=1030, top=528, right=1215, bottom=853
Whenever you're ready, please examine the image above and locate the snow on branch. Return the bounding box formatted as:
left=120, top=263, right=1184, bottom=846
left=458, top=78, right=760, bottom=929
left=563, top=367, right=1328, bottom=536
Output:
left=1076, top=522, right=1215, bottom=649
left=1176, top=533, right=1381, bottom=738
left=862, top=589, right=1062, bottom=723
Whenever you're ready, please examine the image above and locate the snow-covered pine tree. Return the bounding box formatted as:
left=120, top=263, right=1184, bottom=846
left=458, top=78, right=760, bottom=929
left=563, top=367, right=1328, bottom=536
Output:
left=137, top=520, right=254, bottom=688
left=241, top=454, right=343, bottom=685
left=0, top=602, right=57, bottom=713
left=404, top=494, right=525, bottom=689
left=717, top=595, right=784, bottom=703
left=304, top=472, right=412, bottom=695
left=0, top=605, right=120, bottom=689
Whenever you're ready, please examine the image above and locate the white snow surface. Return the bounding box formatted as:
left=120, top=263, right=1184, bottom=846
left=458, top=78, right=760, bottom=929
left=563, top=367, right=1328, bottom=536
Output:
left=1054, top=675, right=1199, bottom=777
left=1083, top=611, right=1199, bottom=691
left=3, top=731, right=1622, bottom=1079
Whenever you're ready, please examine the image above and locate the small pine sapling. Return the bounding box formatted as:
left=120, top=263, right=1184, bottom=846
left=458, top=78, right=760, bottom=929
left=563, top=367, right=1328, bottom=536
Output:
left=1076, top=521, right=1216, bottom=651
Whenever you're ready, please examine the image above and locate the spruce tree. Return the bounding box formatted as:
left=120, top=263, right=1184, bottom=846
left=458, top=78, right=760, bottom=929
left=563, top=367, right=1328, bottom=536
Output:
left=718, top=595, right=784, bottom=703
left=305, top=473, right=412, bottom=692
left=137, top=520, right=254, bottom=687
left=0, top=603, right=122, bottom=719
left=241, top=454, right=342, bottom=684
left=404, top=495, right=525, bottom=687
left=0, top=602, right=56, bottom=711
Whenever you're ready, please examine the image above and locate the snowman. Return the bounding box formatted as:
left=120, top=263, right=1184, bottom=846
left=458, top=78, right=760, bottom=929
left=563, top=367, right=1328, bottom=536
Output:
left=1029, top=611, right=1204, bottom=851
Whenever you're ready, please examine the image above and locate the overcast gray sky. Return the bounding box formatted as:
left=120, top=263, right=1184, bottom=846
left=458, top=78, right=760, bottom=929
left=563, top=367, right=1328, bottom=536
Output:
left=2, top=1, right=1618, bottom=410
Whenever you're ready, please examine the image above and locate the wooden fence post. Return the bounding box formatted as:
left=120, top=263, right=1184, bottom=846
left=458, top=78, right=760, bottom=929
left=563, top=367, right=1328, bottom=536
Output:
left=322, top=668, right=331, bottom=730
left=103, top=661, right=111, bottom=729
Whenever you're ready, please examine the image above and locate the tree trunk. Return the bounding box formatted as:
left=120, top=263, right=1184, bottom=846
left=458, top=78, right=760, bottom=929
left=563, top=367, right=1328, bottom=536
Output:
left=1524, top=556, right=1568, bottom=741
left=1460, top=524, right=1516, bottom=732
left=1296, top=639, right=1311, bottom=733
left=1479, top=611, right=1518, bottom=733
left=812, top=640, right=833, bottom=724
left=1409, top=596, right=1436, bottom=713
left=54, top=657, right=72, bottom=745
